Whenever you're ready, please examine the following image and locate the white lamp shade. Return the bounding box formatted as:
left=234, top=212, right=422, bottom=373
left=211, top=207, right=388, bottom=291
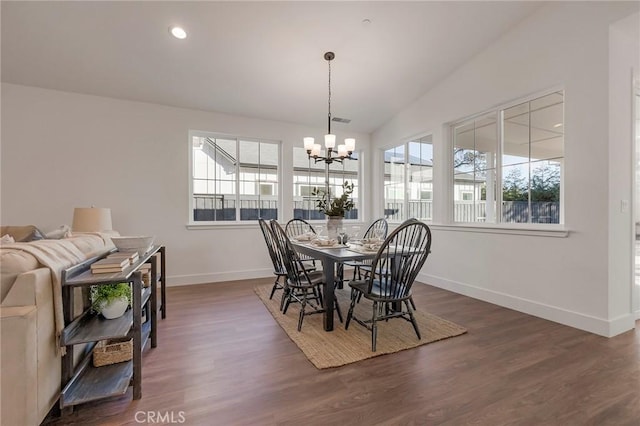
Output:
left=345, top=138, right=356, bottom=151
left=311, top=144, right=321, bottom=157
left=303, top=137, right=315, bottom=151
left=324, top=134, right=336, bottom=149
left=337, top=144, right=348, bottom=157
left=72, top=207, right=113, bottom=232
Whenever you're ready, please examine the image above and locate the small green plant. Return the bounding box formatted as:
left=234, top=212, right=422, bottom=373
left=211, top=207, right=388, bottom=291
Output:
left=91, top=283, right=132, bottom=312
left=311, top=181, right=355, bottom=217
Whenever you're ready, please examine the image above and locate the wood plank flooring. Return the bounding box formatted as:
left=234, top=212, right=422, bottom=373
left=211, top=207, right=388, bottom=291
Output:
left=47, top=278, right=640, bottom=426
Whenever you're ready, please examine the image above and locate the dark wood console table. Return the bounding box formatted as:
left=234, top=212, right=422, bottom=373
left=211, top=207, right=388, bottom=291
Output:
left=59, top=245, right=166, bottom=411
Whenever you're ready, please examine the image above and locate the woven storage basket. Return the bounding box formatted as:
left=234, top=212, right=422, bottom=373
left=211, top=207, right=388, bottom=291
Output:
left=93, top=339, right=133, bottom=367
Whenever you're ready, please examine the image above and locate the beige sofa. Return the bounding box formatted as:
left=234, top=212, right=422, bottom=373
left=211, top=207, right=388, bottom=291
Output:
left=1, top=229, right=114, bottom=426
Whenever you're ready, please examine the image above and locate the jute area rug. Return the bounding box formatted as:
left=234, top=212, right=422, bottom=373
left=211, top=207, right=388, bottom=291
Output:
left=254, top=284, right=467, bottom=369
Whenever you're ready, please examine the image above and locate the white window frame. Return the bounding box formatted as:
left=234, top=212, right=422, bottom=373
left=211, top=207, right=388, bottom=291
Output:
left=447, top=87, right=565, bottom=229
left=187, top=130, right=282, bottom=226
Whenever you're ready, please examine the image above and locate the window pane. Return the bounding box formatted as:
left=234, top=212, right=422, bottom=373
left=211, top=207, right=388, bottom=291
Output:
left=239, top=140, right=278, bottom=221
left=530, top=160, right=561, bottom=223
left=384, top=145, right=405, bottom=221
left=407, top=136, right=433, bottom=220
left=501, top=91, right=563, bottom=224
left=192, top=134, right=279, bottom=222
left=453, top=113, right=497, bottom=223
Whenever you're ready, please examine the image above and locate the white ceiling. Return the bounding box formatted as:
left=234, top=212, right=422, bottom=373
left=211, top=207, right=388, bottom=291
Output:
left=1, top=1, right=543, bottom=134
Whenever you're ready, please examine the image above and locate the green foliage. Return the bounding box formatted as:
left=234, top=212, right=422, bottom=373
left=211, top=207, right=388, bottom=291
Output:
left=311, top=181, right=355, bottom=217
left=502, top=168, right=528, bottom=201
left=530, top=166, right=560, bottom=202
left=91, top=283, right=132, bottom=312
left=501, top=165, right=560, bottom=202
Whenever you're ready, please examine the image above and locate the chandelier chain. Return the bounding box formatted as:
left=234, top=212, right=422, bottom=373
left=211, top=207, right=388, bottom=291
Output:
left=327, top=59, right=332, bottom=134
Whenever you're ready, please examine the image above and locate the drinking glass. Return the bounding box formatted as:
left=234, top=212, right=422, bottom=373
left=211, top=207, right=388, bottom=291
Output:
left=337, top=227, right=347, bottom=244
left=315, top=225, right=323, bottom=239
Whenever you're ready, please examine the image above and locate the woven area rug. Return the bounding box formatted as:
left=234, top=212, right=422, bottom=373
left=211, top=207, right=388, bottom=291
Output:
left=254, top=284, right=467, bottom=369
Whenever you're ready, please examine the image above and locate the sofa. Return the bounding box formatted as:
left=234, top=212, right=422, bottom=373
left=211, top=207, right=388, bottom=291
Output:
left=1, top=227, right=115, bottom=426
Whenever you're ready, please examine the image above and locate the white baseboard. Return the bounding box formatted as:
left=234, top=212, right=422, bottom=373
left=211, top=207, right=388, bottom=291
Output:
left=168, top=268, right=273, bottom=287
left=418, top=272, right=636, bottom=337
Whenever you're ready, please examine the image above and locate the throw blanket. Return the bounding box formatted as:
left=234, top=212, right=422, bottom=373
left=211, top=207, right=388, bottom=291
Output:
left=3, top=234, right=113, bottom=354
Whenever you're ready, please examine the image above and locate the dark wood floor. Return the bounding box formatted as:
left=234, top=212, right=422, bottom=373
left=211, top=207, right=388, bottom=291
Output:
left=48, top=278, right=640, bottom=426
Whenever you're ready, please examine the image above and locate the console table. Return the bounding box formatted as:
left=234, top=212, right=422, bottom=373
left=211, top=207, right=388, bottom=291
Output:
left=59, top=245, right=166, bottom=410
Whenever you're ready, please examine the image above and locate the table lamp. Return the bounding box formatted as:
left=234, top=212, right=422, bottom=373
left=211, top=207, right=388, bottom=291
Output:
left=71, top=207, right=113, bottom=232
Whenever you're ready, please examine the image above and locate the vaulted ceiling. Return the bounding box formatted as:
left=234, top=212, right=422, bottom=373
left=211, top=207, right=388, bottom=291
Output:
left=1, top=1, right=543, bottom=134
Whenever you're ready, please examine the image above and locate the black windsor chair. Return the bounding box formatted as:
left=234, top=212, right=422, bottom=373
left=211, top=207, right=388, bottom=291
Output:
left=339, top=218, right=388, bottom=284
left=285, top=218, right=318, bottom=270
left=270, top=220, right=343, bottom=331
left=258, top=219, right=289, bottom=310
left=345, top=219, right=432, bottom=351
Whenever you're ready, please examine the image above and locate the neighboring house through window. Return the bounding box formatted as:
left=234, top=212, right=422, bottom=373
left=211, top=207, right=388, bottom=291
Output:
left=190, top=132, right=280, bottom=222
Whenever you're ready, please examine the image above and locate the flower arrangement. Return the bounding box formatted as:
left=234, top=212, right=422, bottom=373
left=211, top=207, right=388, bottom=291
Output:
left=311, top=181, right=355, bottom=217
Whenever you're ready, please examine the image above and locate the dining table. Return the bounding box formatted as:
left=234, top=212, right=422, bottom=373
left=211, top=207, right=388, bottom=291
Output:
left=290, top=240, right=378, bottom=331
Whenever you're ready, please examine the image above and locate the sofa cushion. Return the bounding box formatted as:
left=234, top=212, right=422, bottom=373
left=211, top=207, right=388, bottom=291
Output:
left=0, top=225, right=45, bottom=242
left=1, top=249, right=40, bottom=302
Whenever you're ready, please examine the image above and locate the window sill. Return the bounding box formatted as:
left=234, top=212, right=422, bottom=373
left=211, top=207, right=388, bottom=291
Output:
left=186, top=222, right=260, bottom=230
left=186, top=219, right=368, bottom=230
left=427, top=223, right=569, bottom=237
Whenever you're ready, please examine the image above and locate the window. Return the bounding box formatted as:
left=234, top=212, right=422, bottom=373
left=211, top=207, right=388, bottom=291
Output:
left=451, top=91, right=564, bottom=224
left=292, top=147, right=360, bottom=220
left=383, top=135, right=433, bottom=222
left=190, top=132, right=280, bottom=222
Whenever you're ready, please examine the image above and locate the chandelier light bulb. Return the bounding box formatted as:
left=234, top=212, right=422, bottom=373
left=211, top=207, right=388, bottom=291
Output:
left=303, top=137, right=315, bottom=151
left=324, top=134, right=336, bottom=149
left=345, top=138, right=356, bottom=152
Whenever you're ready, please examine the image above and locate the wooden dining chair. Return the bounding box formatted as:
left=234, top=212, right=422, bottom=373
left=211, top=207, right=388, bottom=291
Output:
left=271, top=220, right=338, bottom=331
left=345, top=220, right=432, bottom=351
left=339, top=218, right=388, bottom=284
left=258, top=219, right=289, bottom=310
left=285, top=218, right=318, bottom=270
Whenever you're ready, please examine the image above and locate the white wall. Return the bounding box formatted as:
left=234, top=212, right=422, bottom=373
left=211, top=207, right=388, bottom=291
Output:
left=0, top=84, right=371, bottom=285
left=372, top=2, right=639, bottom=336
left=610, top=12, right=640, bottom=319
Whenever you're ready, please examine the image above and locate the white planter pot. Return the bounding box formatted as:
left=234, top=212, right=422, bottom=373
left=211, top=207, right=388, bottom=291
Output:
left=326, top=216, right=344, bottom=240
left=99, top=297, right=129, bottom=319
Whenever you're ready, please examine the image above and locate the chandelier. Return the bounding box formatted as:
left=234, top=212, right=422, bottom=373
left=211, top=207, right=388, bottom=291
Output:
left=303, top=52, right=356, bottom=164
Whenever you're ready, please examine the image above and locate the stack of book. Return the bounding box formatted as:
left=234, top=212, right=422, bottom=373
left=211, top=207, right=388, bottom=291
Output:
left=90, top=252, right=139, bottom=274
left=109, top=251, right=140, bottom=265
left=91, top=257, right=130, bottom=274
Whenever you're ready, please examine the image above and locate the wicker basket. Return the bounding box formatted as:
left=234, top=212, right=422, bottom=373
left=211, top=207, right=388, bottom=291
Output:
left=139, top=264, right=151, bottom=287
left=93, top=339, right=133, bottom=367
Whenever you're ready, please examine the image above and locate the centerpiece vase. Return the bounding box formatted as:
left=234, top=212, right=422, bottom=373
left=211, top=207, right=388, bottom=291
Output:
left=326, top=216, right=343, bottom=241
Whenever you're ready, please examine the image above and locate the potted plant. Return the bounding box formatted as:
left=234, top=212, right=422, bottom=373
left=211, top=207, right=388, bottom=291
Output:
left=91, top=283, right=132, bottom=319
left=311, top=181, right=355, bottom=239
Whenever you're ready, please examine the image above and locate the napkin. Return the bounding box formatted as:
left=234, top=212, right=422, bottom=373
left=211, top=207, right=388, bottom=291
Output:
left=295, top=232, right=315, bottom=241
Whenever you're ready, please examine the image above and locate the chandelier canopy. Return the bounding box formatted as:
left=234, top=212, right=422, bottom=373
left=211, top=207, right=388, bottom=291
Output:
left=303, top=52, right=356, bottom=164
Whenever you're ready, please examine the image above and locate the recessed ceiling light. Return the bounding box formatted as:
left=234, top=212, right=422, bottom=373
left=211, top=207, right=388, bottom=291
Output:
left=169, top=26, right=187, bottom=40
left=362, top=18, right=372, bottom=25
